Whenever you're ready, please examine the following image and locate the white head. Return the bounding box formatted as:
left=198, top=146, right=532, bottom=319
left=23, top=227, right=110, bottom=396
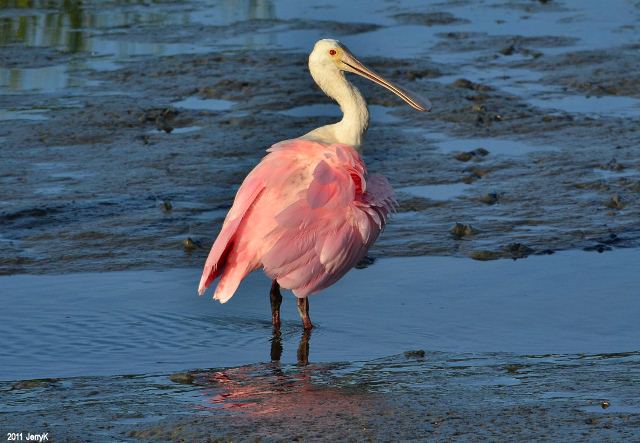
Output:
left=304, top=39, right=431, bottom=149
left=308, top=39, right=432, bottom=112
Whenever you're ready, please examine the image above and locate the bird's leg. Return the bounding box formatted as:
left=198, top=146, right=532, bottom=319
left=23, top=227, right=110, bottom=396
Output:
left=296, top=297, right=314, bottom=330
left=270, top=280, right=283, bottom=330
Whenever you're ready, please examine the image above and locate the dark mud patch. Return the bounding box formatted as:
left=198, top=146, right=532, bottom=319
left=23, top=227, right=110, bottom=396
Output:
left=292, top=19, right=381, bottom=35
left=0, top=206, right=59, bottom=222
left=453, top=147, right=489, bottom=161
left=470, top=242, right=534, bottom=261
left=494, top=0, right=571, bottom=13
left=393, top=12, right=470, bottom=26
left=449, top=222, right=478, bottom=238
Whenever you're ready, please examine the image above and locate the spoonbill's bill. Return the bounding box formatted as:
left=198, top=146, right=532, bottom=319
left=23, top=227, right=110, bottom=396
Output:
left=198, top=39, right=431, bottom=330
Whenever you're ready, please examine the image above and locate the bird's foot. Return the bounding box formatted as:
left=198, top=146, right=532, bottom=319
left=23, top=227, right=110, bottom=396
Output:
left=302, top=317, right=314, bottom=330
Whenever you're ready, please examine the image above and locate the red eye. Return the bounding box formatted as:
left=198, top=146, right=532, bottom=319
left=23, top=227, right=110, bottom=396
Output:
left=329, top=49, right=337, bottom=56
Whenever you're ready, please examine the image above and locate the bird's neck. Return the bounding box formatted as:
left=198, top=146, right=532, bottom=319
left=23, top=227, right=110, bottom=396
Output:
left=303, top=70, right=369, bottom=151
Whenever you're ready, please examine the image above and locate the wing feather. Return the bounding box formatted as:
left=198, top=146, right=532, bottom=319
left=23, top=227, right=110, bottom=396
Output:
left=199, top=138, right=396, bottom=303
left=262, top=143, right=392, bottom=297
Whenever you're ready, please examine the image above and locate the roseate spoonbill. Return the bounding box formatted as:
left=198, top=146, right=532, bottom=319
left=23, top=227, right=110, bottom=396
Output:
left=198, top=39, right=431, bottom=330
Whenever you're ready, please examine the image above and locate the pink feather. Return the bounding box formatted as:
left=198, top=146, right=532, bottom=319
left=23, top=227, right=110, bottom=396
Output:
left=198, top=139, right=396, bottom=303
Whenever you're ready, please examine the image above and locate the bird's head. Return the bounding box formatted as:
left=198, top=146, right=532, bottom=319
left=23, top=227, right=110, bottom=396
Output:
left=308, top=38, right=432, bottom=112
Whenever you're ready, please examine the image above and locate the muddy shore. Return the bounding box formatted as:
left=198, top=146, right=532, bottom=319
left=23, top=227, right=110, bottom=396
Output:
left=3, top=351, right=640, bottom=442
left=1, top=0, right=639, bottom=275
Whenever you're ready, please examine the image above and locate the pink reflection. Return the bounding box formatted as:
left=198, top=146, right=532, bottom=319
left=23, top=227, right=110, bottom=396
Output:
left=191, top=332, right=381, bottom=418
left=197, top=364, right=378, bottom=418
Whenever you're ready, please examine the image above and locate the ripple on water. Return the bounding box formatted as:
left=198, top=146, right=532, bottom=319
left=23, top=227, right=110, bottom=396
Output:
left=2, top=249, right=638, bottom=381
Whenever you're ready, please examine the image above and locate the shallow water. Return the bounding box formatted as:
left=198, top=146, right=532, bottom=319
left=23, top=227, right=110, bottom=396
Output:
left=430, top=133, right=560, bottom=156
left=173, top=97, right=236, bottom=112
left=529, top=94, right=640, bottom=117
left=1, top=248, right=638, bottom=381
left=397, top=182, right=470, bottom=200
left=0, top=108, right=49, bottom=121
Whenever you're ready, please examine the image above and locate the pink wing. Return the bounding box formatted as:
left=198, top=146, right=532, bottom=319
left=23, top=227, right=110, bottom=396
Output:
left=261, top=142, right=396, bottom=297
left=198, top=139, right=396, bottom=302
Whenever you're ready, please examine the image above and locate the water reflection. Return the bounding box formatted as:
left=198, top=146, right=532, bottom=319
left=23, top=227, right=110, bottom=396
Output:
left=196, top=329, right=379, bottom=418
left=1, top=0, right=139, bottom=52
left=0, top=0, right=278, bottom=50
left=269, top=329, right=311, bottom=365
left=0, top=0, right=277, bottom=91
left=189, top=0, right=276, bottom=26
left=0, top=64, right=68, bottom=91
left=201, top=329, right=314, bottom=412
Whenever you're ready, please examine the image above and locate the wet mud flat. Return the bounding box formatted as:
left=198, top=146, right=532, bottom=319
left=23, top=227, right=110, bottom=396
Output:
left=2, top=351, right=639, bottom=442
left=1, top=250, right=640, bottom=440
left=1, top=0, right=639, bottom=274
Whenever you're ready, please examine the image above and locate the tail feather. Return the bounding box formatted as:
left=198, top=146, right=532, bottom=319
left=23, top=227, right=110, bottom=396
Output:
left=197, top=224, right=237, bottom=295
left=198, top=184, right=265, bottom=296
left=213, top=258, right=254, bottom=304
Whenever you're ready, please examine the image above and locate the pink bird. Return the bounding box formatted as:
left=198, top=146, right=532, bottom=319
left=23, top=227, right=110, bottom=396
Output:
left=198, top=39, right=431, bottom=330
